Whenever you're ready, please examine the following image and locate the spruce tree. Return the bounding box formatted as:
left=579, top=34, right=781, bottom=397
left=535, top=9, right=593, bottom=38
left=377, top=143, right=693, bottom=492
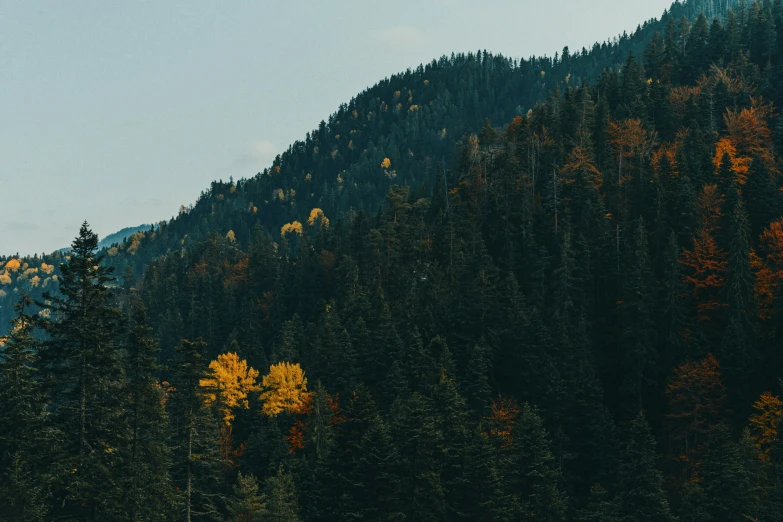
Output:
left=619, top=219, right=658, bottom=411
left=617, top=412, right=674, bottom=522
left=227, top=472, right=266, bottom=522
left=263, top=465, right=302, bottom=522
left=721, top=199, right=758, bottom=420
left=122, top=301, right=174, bottom=521
left=38, top=222, right=128, bottom=520
left=0, top=295, right=50, bottom=521
left=169, top=338, right=224, bottom=521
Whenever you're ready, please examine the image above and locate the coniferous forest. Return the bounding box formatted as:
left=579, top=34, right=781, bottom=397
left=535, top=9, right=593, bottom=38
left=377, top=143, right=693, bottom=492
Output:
left=6, top=0, right=783, bottom=520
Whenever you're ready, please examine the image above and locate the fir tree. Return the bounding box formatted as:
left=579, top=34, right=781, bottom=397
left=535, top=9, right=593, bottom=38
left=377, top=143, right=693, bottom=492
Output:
left=122, top=301, right=174, bottom=521
left=38, top=222, right=128, bottom=520
left=617, top=412, right=674, bottom=522
left=0, top=295, right=50, bottom=521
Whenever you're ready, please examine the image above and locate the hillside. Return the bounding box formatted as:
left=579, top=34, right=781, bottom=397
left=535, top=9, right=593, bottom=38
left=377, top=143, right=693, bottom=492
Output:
left=103, top=0, right=733, bottom=282
left=97, top=225, right=151, bottom=251
left=10, top=0, right=783, bottom=521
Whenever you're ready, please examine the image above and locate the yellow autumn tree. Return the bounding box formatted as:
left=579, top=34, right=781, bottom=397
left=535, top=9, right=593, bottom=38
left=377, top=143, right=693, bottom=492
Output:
left=226, top=230, right=237, bottom=243
left=259, top=362, right=308, bottom=416
left=749, top=391, right=783, bottom=460
left=4, top=259, right=21, bottom=272
left=200, top=352, right=260, bottom=425
left=381, top=157, right=392, bottom=169
left=280, top=221, right=303, bottom=238
left=307, top=208, right=330, bottom=229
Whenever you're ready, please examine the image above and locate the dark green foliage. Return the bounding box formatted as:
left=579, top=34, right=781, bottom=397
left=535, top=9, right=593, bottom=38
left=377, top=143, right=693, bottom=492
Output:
left=617, top=413, right=675, bottom=522
left=0, top=296, right=49, bottom=521
left=37, top=222, right=129, bottom=519
left=122, top=301, right=174, bottom=520
left=9, top=1, right=783, bottom=519
left=169, top=338, right=224, bottom=521
left=227, top=473, right=266, bottom=522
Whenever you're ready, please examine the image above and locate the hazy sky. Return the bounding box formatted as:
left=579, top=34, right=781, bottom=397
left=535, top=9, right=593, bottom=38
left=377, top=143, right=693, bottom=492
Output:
left=1, top=0, right=675, bottom=255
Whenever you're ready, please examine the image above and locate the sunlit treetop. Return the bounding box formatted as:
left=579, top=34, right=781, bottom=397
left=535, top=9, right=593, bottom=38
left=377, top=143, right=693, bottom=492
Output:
left=4, top=259, right=21, bottom=272
left=200, top=352, right=260, bottom=425
left=281, top=221, right=303, bottom=238
left=307, top=208, right=329, bottom=229
left=259, top=361, right=308, bottom=416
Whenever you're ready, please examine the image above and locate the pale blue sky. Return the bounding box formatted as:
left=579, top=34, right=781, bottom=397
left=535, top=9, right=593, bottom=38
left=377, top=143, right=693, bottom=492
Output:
left=1, top=0, right=673, bottom=255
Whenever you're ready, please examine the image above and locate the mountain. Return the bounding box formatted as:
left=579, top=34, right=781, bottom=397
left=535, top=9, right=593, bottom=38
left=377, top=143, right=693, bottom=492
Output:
left=9, top=0, right=783, bottom=520
left=105, top=0, right=736, bottom=281
left=97, top=225, right=151, bottom=251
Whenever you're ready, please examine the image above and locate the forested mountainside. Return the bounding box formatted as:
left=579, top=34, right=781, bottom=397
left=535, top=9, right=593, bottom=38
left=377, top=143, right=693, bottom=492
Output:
left=100, top=0, right=735, bottom=283
left=10, top=0, right=783, bottom=521
left=97, top=225, right=151, bottom=251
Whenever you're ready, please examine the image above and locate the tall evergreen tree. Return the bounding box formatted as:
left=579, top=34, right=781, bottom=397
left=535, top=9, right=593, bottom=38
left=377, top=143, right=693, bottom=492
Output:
left=0, top=295, right=50, bottom=521
left=169, top=338, right=224, bottom=521
left=122, top=301, right=174, bottom=521
left=617, top=412, right=674, bottom=522
left=38, top=222, right=128, bottom=520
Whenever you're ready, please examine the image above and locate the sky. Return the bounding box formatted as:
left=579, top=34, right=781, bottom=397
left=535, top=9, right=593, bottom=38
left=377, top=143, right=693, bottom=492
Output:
left=1, top=0, right=675, bottom=255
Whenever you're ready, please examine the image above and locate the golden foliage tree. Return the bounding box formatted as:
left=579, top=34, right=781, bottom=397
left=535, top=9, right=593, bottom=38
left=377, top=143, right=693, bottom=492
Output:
left=259, top=362, right=308, bottom=416
left=200, top=352, right=260, bottom=425
left=381, top=157, right=392, bottom=169
left=749, top=391, right=783, bottom=460
left=307, top=208, right=330, bottom=229
left=608, top=118, right=654, bottom=185
left=280, top=221, right=303, bottom=238
left=4, top=259, right=21, bottom=272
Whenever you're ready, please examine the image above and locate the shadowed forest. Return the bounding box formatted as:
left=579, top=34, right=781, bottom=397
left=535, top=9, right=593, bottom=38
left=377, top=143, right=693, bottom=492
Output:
left=4, top=0, right=783, bottom=520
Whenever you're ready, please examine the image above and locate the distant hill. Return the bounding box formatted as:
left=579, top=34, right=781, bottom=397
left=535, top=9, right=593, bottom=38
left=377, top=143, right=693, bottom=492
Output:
left=97, top=225, right=151, bottom=251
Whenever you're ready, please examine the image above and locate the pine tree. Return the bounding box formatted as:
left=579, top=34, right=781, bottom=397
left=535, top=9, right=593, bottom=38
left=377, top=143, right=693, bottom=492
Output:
left=619, top=219, right=658, bottom=411
left=721, top=198, right=758, bottom=420
left=576, top=484, right=620, bottom=522
left=508, top=403, right=567, bottom=522
left=691, top=424, right=753, bottom=521
left=38, top=222, right=128, bottom=520
left=0, top=295, right=50, bottom=521
left=122, top=301, right=174, bottom=521
left=227, top=472, right=266, bottom=522
left=169, top=338, right=224, bottom=521
left=617, top=412, right=674, bottom=522
left=263, top=465, right=302, bottom=522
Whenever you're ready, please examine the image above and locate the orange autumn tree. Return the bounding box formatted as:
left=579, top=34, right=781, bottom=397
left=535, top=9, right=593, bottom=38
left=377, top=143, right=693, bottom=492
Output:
left=713, top=138, right=752, bottom=185
left=665, top=353, right=726, bottom=479
left=487, top=396, right=520, bottom=448
left=681, top=185, right=727, bottom=322
left=284, top=383, right=342, bottom=455
left=560, top=146, right=603, bottom=192
left=259, top=362, right=309, bottom=416
left=608, top=118, right=655, bottom=189
left=723, top=99, right=775, bottom=173
left=749, top=391, right=783, bottom=460
left=753, top=219, right=783, bottom=321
